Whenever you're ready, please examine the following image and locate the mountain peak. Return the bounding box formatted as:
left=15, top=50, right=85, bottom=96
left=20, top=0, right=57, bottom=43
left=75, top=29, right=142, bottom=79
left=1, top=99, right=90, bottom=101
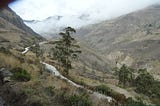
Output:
left=45, top=15, right=63, bottom=21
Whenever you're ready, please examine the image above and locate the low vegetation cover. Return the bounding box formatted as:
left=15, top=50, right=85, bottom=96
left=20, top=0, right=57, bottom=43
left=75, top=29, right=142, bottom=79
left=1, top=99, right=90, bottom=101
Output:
left=95, top=85, right=126, bottom=103
left=94, top=84, right=147, bottom=105
left=11, top=67, right=31, bottom=81
left=44, top=86, right=55, bottom=96
left=67, top=94, right=92, bottom=106
left=113, top=64, right=160, bottom=105
left=135, top=70, right=160, bottom=98
left=124, top=97, right=147, bottom=106
left=0, top=47, right=11, bottom=54
left=55, top=86, right=92, bottom=106
left=95, top=85, right=112, bottom=95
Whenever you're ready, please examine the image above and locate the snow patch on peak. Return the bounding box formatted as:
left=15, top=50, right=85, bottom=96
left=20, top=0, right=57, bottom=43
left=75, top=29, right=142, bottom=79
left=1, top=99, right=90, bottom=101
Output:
left=24, top=14, right=96, bottom=37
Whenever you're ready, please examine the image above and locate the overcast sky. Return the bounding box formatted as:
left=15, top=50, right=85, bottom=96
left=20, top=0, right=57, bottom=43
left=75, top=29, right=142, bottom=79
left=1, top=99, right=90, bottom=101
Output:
left=9, top=0, right=160, bottom=21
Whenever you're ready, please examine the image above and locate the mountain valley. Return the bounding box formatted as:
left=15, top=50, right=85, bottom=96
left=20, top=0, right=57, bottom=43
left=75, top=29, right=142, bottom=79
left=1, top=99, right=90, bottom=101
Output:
left=0, top=4, right=160, bottom=106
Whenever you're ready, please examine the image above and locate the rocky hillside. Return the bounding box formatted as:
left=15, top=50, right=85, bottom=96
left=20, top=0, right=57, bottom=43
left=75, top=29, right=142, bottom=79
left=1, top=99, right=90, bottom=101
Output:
left=0, top=7, right=44, bottom=49
left=77, top=5, right=160, bottom=77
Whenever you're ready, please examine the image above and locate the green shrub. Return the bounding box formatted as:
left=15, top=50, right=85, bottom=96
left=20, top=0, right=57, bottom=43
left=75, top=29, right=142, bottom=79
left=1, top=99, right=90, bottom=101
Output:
left=55, top=87, right=69, bottom=103
left=95, top=85, right=126, bottom=103
left=56, top=88, right=92, bottom=106
left=11, top=67, right=31, bottom=81
left=23, top=88, right=35, bottom=96
left=150, top=81, right=160, bottom=98
left=95, top=85, right=112, bottom=95
left=111, top=91, right=126, bottom=104
left=124, top=97, right=147, bottom=106
left=45, top=86, right=55, bottom=96
left=66, top=75, right=87, bottom=87
left=135, top=71, right=160, bottom=98
left=67, top=94, right=92, bottom=106
left=0, top=47, right=11, bottom=54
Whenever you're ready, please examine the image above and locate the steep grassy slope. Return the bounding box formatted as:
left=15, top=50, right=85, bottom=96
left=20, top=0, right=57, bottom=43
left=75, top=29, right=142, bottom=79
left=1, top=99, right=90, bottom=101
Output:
left=0, top=7, right=44, bottom=49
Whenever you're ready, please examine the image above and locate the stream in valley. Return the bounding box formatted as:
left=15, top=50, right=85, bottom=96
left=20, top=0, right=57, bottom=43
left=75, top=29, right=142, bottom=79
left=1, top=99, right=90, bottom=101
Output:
left=22, top=44, right=113, bottom=102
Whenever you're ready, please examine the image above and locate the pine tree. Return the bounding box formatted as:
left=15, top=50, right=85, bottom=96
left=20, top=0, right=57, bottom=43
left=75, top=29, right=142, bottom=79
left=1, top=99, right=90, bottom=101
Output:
left=52, top=27, right=81, bottom=75
left=118, top=64, right=129, bottom=86
left=135, top=69, right=154, bottom=95
left=118, top=64, right=135, bottom=87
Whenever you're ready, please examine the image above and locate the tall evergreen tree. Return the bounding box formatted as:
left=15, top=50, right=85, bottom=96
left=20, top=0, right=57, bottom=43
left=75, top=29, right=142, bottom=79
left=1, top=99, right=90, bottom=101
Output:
left=118, top=64, right=129, bottom=86
left=118, top=64, right=135, bottom=86
left=135, top=69, right=154, bottom=95
left=52, top=27, right=81, bottom=75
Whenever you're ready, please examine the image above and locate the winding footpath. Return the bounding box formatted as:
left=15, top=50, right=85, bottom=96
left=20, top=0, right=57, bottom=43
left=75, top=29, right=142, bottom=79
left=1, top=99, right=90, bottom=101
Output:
left=22, top=44, right=113, bottom=102
left=41, top=62, right=83, bottom=88
left=22, top=47, right=30, bottom=54
left=22, top=41, right=47, bottom=55
left=41, top=62, right=113, bottom=101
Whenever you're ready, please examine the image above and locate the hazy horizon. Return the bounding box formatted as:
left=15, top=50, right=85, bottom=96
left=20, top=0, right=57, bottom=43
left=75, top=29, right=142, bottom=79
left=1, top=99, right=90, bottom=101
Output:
left=9, top=0, right=160, bottom=21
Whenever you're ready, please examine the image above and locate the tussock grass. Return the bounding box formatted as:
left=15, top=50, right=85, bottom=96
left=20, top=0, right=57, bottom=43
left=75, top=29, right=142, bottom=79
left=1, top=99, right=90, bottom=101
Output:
left=11, top=67, right=31, bottom=82
left=0, top=52, right=21, bottom=68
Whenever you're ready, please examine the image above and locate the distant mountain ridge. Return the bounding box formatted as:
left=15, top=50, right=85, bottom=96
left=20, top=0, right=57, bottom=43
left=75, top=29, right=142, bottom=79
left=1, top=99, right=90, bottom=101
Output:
left=23, top=4, right=160, bottom=38
left=24, top=14, right=94, bottom=38
left=76, top=4, right=160, bottom=78
left=23, top=4, right=160, bottom=79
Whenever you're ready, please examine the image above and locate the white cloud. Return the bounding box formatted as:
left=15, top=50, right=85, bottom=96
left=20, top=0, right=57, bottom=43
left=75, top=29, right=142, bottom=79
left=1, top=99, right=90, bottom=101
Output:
left=9, top=0, right=160, bottom=20
left=9, top=0, right=94, bottom=20
left=87, top=0, right=160, bottom=21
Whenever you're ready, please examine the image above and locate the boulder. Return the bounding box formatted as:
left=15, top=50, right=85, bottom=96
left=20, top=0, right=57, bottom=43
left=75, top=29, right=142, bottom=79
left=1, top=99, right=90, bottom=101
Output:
left=0, top=68, right=13, bottom=84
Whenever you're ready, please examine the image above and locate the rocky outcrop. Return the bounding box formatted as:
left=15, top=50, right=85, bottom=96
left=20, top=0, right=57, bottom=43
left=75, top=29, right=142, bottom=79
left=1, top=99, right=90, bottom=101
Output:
left=0, top=68, right=12, bottom=84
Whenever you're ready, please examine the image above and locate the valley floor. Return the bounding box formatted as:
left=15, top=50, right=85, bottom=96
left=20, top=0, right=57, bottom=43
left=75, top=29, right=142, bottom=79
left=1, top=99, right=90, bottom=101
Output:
left=0, top=41, right=159, bottom=106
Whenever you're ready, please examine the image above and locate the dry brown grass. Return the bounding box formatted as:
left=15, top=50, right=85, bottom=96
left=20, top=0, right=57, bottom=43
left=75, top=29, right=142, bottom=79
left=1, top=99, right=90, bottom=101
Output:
left=0, top=48, right=114, bottom=106
left=0, top=50, right=42, bottom=79
left=0, top=52, right=21, bottom=68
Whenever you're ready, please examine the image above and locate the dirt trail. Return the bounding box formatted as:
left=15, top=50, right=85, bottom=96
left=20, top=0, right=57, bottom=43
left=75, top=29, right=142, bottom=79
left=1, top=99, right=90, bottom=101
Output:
left=22, top=43, right=140, bottom=102
left=43, top=62, right=113, bottom=102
